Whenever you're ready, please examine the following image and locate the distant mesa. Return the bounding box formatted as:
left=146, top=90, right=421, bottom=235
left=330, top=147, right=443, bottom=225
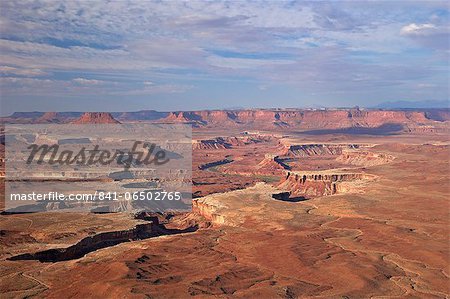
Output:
left=159, top=108, right=450, bottom=133
left=71, top=112, right=121, bottom=124
left=1, top=108, right=449, bottom=133
left=36, top=112, right=62, bottom=123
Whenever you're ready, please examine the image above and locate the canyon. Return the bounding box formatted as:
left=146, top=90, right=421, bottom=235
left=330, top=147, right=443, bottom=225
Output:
left=0, top=108, right=449, bottom=298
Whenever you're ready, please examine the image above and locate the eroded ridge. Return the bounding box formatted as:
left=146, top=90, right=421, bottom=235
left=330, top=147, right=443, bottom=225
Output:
left=8, top=213, right=198, bottom=262
left=278, top=171, right=376, bottom=197
left=285, top=143, right=369, bottom=157
left=193, top=135, right=273, bottom=150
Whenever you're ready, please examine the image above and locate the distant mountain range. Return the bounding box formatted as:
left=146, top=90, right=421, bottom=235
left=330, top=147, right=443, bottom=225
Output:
left=374, top=100, right=449, bottom=109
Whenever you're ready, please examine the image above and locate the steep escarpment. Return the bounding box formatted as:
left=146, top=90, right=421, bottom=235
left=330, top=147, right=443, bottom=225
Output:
left=3, top=108, right=448, bottom=130
left=192, top=197, right=226, bottom=225
left=161, top=108, right=443, bottom=131
left=9, top=222, right=155, bottom=262
left=258, top=154, right=291, bottom=171
left=273, top=143, right=395, bottom=170
left=193, top=139, right=232, bottom=150
left=9, top=216, right=197, bottom=262
left=36, top=112, right=63, bottom=123
left=193, top=135, right=272, bottom=150
left=286, top=144, right=368, bottom=157
left=71, top=112, right=120, bottom=124
left=278, top=171, right=375, bottom=197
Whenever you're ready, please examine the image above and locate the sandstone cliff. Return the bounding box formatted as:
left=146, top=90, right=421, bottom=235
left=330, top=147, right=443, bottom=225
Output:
left=161, top=108, right=445, bottom=131
left=71, top=112, right=120, bottom=124
left=278, top=171, right=375, bottom=197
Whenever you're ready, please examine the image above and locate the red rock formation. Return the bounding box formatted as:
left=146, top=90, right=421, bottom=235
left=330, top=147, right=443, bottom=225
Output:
left=257, top=154, right=290, bottom=172
left=193, top=136, right=272, bottom=150
left=287, top=144, right=364, bottom=157
left=36, top=112, right=62, bottom=123
left=278, top=171, right=373, bottom=197
left=161, top=108, right=443, bottom=131
left=71, top=112, right=120, bottom=124
left=193, top=139, right=231, bottom=150
left=336, top=151, right=394, bottom=167
left=192, top=197, right=226, bottom=225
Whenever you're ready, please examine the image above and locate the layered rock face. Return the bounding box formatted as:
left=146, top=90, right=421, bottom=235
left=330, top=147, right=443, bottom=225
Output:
left=162, top=108, right=444, bottom=130
left=9, top=222, right=155, bottom=262
left=192, top=197, right=226, bottom=225
left=71, top=112, right=120, bottom=124
left=278, top=171, right=373, bottom=197
left=193, top=139, right=232, bottom=150
left=3, top=108, right=449, bottom=131
left=257, top=154, right=291, bottom=172
left=287, top=144, right=364, bottom=157
left=36, top=112, right=62, bottom=123
left=193, top=135, right=272, bottom=150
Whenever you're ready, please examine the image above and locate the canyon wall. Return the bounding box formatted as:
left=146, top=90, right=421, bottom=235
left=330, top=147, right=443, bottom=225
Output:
left=192, top=197, right=226, bottom=225
left=161, top=108, right=448, bottom=131
left=286, top=144, right=365, bottom=157
left=9, top=222, right=155, bottom=262
left=278, top=171, right=374, bottom=197
left=3, top=109, right=449, bottom=132
left=193, top=135, right=272, bottom=150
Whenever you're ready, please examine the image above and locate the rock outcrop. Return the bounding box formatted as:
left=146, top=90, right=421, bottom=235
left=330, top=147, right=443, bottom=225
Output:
left=71, top=112, right=120, bottom=124
left=258, top=154, right=291, bottom=171
left=193, top=135, right=272, bottom=150
left=2, top=108, right=449, bottom=132
left=193, top=139, right=232, bottom=150
left=192, top=197, right=226, bottom=225
left=36, top=112, right=62, bottom=123
left=8, top=216, right=198, bottom=262
left=286, top=144, right=366, bottom=157
left=161, top=108, right=444, bottom=130
left=278, top=171, right=374, bottom=197
left=336, top=151, right=395, bottom=167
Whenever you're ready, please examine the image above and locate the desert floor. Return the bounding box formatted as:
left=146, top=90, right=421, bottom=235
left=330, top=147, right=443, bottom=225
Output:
left=1, top=130, right=449, bottom=298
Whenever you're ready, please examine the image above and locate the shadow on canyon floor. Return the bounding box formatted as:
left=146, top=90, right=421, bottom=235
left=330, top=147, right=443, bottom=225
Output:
left=273, top=196, right=308, bottom=202
left=8, top=218, right=198, bottom=263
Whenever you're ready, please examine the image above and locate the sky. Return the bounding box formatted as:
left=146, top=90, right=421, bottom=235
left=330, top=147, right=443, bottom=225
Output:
left=0, top=0, right=449, bottom=115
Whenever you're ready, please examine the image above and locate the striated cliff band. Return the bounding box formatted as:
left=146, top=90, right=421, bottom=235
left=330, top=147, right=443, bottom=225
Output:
left=2, top=108, right=450, bottom=133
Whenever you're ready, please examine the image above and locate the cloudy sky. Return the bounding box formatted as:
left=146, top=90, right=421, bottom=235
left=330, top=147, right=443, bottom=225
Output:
left=0, top=0, right=449, bottom=115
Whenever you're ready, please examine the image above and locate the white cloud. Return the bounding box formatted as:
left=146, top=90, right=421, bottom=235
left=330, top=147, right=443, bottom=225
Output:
left=399, top=20, right=449, bottom=51
left=0, top=65, right=47, bottom=76
left=0, top=0, right=448, bottom=109
left=400, top=23, right=437, bottom=36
